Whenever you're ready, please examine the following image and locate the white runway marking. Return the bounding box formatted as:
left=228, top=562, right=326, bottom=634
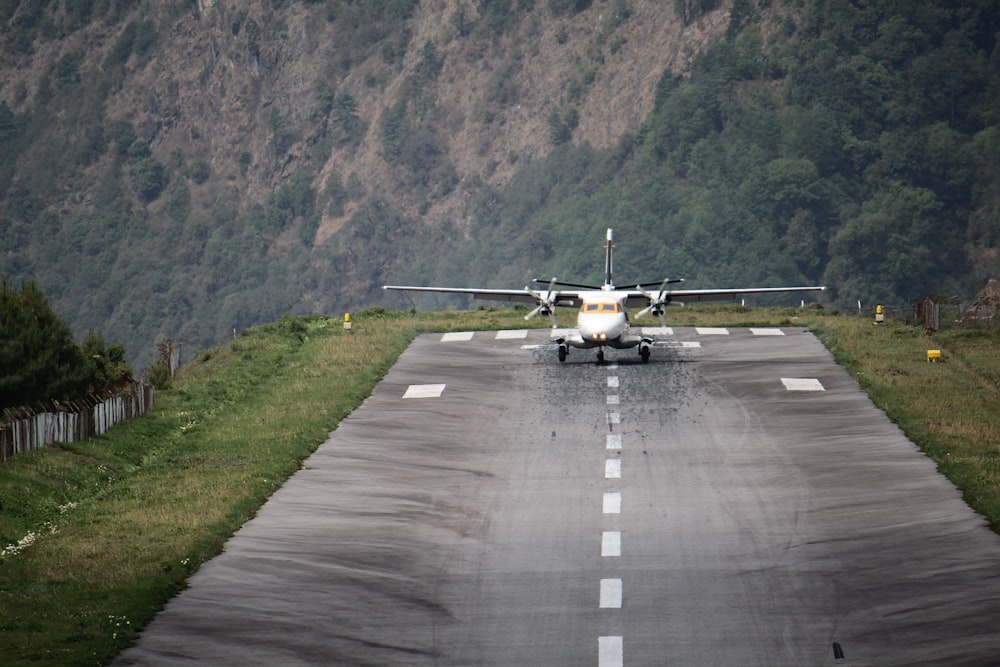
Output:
left=606, top=434, right=622, bottom=450
left=602, top=531, right=621, bottom=557
left=696, top=327, right=730, bottom=335
left=641, top=326, right=673, bottom=335
left=550, top=328, right=576, bottom=338
left=599, top=636, right=624, bottom=667
left=440, top=332, right=474, bottom=342
left=605, top=459, right=621, bottom=479
left=603, top=492, right=621, bottom=514
left=600, top=578, right=623, bottom=608
left=751, top=328, right=785, bottom=336
left=495, top=329, right=527, bottom=339
left=608, top=412, right=620, bottom=425
left=606, top=395, right=620, bottom=405
left=401, top=384, right=446, bottom=398
left=607, top=376, right=620, bottom=388
left=781, top=377, right=825, bottom=391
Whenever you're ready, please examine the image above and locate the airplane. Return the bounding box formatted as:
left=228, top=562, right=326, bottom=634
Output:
left=383, top=228, right=825, bottom=363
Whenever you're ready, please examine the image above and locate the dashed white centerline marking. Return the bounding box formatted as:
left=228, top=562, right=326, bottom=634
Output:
left=599, top=636, right=623, bottom=667
left=641, top=326, right=674, bottom=335
left=781, top=377, right=825, bottom=391
left=606, top=434, right=622, bottom=450
left=751, top=328, right=785, bottom=336
left=495, top=329, right=527, bottom=339
left=600, top=578, right=623, bottom=608
left=440, top=332, right=474, bottom=342
left=607, top=412, right=621, bottom=425
left=605, top=459, right=621, bottom=479
left=601, top=531, right=621, bottom=557
left=603, top=492, right=621, bottom=514
left=402, top=384, right=446, bottom=398
left=550, top=328, right=576, bottom=338
left=606, top=395, right=620, bottom=405
left=607, top=376, right=620, bottom=388
left=696, top=327, right=730, bottom=335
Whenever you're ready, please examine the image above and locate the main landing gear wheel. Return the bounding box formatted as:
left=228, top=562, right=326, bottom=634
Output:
left=558, top=344, right=568, bottom=363
left=597, top=349, right=605, bottom=363
left=640, top=345, right=650, bottom=363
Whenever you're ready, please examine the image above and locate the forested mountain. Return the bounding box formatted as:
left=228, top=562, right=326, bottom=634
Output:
left=1, top=0, right=997, bottom=368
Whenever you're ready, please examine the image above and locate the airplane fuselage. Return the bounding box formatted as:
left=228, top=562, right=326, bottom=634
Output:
left=558, top=291, right=650, bottom=362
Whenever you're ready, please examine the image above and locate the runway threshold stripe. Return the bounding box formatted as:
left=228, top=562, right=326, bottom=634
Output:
left=601, top=531, right=621, bottom=557
left=781, top=377, right=825, bottom=391
left=402, top=384, right=446, bottom=398
left=440, top=332, right=474, bottom=342
left=600, top=578, right=623, bottom=608
left=603, top=492, right=621, bottom=514
left=751, top=328, right=785, bottom=336
left=599, top=636, right=624, bottom=667
left=608, top=412, right=620, bottom=425
left=605, top=459, right=621, bottom=479
left=606, top=434, right=622, bottom=450
left=607, top=376, right=620, bottom=388
left=495, top=329, right=527, bottom=339
left=607, top=395, right=620, bottom=405
left=696, top=327, right=730, bottom=335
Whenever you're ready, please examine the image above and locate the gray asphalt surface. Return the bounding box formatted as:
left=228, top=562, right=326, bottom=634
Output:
left=114, top=327, right=1000, bottom=666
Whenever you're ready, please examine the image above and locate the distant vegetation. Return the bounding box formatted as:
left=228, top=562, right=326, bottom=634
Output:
left=0, top=0, right=997, bottom=370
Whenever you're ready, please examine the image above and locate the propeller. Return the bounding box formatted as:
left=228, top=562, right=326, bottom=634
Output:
left=525, top=277, right=559, bottom=328
left=635, top=278, right=685, bottom=326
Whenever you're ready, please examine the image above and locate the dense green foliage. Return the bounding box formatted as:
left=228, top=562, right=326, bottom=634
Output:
left=0, top=0, right=997, bottom=371
left=0, top=277, right=131, bottom=412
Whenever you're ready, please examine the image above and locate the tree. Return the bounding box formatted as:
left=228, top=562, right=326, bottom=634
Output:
left=0, top=277, right=92, bottom=411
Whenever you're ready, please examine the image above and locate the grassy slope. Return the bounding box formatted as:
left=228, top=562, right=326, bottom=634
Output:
left=0, top=307, right=998, bottom=666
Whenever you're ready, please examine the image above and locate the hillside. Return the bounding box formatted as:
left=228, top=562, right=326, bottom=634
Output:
left=1, top=0, right=998, bottom=367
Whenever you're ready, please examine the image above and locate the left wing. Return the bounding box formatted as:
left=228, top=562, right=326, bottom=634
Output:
left=382, top=285, right=581, bottom=307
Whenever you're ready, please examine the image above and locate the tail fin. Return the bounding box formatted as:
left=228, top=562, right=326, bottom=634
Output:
left=603, top=228, right=614, bottom=290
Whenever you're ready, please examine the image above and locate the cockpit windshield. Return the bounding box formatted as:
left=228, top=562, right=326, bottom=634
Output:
left=581, top=302, right=620, bottom=314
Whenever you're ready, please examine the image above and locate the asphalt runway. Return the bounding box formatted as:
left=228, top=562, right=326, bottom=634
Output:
left=114, top=327, right=1000, bottom=666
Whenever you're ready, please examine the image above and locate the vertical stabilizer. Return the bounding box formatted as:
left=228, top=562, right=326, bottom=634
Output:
left=603, top=228, right=614, bottom=290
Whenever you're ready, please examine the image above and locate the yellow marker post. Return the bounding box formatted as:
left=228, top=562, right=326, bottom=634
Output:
left=875, top=304, right=884, bottom=324
left=344, top=312, right=352, bottom=331
left=927, top=349, right=941, bottom=363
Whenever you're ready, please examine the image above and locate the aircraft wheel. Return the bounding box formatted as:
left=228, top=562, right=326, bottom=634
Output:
left=597, top=349, right=605, bottom=363
left=558, top=345, right=567, bottom=363
left=640, top=345, right=650, bottom=363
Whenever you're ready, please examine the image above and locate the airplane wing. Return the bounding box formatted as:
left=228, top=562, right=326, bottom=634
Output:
left=381, top=285, right=584, bottom=308
left=621, top=285, right=825, bottom=309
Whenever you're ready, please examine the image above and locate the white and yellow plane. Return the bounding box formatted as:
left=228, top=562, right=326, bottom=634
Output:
left=383, top=229, right=824, bottom=363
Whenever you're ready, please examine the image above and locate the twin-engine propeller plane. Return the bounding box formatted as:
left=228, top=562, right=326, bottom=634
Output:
left=383, top=229, right=825, bottom=363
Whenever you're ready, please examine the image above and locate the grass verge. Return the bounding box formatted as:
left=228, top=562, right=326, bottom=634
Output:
left=0, top=306, right=998, bottom=665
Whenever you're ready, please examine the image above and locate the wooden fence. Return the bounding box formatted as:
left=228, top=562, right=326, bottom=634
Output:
left=0, top=382, right=155, bottom=463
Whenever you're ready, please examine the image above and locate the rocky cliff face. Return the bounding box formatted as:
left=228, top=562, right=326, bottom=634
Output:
left=4, top=0, right=730, bottom=233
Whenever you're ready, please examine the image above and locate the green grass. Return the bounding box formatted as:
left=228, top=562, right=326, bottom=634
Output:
left=1, top=305, right=998, bottom=665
